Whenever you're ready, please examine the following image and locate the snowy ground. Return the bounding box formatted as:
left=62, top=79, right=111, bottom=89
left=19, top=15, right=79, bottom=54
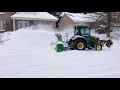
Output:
left=0, top=28, right=120, bottom=78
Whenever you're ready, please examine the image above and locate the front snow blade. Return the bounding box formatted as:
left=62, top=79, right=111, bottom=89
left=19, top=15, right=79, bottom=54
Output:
left=106, top=39, right=113, bottom=48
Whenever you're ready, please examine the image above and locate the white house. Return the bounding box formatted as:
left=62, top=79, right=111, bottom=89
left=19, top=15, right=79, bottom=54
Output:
left=11, top=12, right=58, bottom=31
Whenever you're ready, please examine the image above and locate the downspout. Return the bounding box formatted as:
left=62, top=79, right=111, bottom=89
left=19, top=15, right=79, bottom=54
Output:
left=13, top=19, right=15, bottom=31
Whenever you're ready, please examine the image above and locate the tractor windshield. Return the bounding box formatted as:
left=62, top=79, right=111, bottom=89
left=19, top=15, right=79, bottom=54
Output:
left=74, top=26, right=90, bottom=36
left=81, top=28, right=90, bottom=35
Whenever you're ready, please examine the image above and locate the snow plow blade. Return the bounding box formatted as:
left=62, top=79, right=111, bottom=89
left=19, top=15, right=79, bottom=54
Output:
left=100, top=39, right=113, bottom=48
left=106, top=39, right=113, bottom=48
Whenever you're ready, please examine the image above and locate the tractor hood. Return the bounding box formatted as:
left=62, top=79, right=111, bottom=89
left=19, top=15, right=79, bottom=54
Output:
left=70, top=35, right=86, bottom=41
left=91, top=36, right=100, bottom=40
left=90, top=36, right=100, bottom=43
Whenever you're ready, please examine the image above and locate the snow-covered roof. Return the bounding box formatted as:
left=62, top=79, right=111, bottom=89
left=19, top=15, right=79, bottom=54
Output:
left=60, top=12, right=68, bottom=17
left=63, top=12, right=98, bottom=22
left=11, top=12, right=58, bottom=21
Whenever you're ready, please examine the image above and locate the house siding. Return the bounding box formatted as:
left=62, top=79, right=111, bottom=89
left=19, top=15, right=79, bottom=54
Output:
left=0, top=12, right=15, bottom=31
left=58, top=14, right=74, bottom=30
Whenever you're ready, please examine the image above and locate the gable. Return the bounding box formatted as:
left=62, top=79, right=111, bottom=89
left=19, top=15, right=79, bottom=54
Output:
left=58, top=14, right=74, bottom=26
left=65, top=13, right=97, bottom=23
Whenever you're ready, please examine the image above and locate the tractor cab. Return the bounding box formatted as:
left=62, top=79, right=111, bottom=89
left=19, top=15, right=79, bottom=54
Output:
left=74, top=26, right=91, bottom=37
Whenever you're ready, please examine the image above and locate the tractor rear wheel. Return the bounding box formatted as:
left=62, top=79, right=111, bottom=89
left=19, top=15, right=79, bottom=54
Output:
left=73, top=39, right=87, bottom=50
left=95, top=44, right=102, bottom=51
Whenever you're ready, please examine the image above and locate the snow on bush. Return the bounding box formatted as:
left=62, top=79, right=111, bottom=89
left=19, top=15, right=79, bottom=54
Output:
left=0, top=32, right=11, bottom=45
left=111, top=31, right=120, bottom=40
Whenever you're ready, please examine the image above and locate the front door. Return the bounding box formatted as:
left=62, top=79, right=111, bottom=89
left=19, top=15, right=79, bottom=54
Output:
left=18, top=21, right=29, bottom=29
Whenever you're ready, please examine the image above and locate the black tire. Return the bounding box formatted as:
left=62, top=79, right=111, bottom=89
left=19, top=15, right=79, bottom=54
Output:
left=69, top=47, right=74, bottom=50
left=106, top=40, right=113, bottom=48
left=95, top=44, right=102, bottom=51
left=68, top=39, right=74, bottom=50
left=73, top=39, right=87, bottom=50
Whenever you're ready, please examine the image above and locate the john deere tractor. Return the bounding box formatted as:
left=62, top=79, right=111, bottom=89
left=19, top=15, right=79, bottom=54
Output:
left=54, top=25, right=113, bottom=52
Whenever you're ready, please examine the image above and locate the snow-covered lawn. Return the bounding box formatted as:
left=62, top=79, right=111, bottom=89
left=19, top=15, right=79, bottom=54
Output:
left=0, top=28, right=120, bottom=78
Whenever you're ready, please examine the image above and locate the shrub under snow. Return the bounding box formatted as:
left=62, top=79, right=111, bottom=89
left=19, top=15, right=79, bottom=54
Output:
left=111, top=31, right=120, bottom=40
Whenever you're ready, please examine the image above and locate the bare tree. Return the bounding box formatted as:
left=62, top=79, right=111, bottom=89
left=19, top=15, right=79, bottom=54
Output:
left=106, top=12, right=111, bottom=37
left=48, top=12, right=62, bottom=18
left=91, top=12, right=120, bottom=37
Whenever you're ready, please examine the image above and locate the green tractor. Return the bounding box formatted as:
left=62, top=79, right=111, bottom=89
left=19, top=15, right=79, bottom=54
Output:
left=54, top=25, right=113, bottom=52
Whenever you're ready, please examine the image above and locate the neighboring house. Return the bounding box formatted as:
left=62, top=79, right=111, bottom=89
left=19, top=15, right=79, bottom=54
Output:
left=11, top=12, right=58, bottom=31
left=112, top=25, right=120, bottom=31
left=58, top=12, right=96, bottom=31
left=0, top=12, right=15, bottom=32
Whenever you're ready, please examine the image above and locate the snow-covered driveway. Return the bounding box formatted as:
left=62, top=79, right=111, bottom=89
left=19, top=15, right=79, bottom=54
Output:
left=0, top=29, right=120, bottom=78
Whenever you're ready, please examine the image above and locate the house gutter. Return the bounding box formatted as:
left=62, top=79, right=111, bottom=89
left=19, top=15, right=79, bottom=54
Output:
left=11, top=17, right=58, bottom=22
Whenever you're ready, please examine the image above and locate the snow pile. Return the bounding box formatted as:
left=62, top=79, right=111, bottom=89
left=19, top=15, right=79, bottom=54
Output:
left=2, top=27, right=57, bottom=49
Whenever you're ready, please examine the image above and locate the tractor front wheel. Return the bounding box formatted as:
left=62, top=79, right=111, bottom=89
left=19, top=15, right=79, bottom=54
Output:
left=95, top=44, right=102, bottom=51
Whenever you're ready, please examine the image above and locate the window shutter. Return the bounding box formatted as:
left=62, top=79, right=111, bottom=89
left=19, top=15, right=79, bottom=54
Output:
left=2, top=21, right=6, bottom=30
left=0, top=21, right=1, bottom=30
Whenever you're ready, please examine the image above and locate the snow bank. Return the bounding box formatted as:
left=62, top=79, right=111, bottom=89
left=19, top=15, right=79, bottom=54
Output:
left=2, top=27, right=56, bottom=49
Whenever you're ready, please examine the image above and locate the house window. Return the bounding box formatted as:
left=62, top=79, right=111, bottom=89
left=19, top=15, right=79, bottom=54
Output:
left=0, top=21, right=6, bottom=31
left=0, top=12, right=5, bottom=14
left=18, top=21, right=29, bottom=29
